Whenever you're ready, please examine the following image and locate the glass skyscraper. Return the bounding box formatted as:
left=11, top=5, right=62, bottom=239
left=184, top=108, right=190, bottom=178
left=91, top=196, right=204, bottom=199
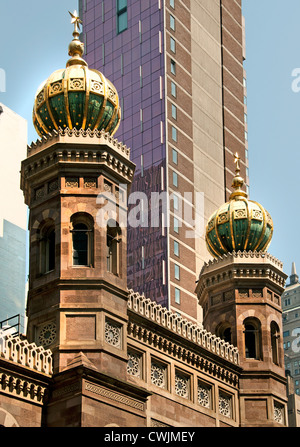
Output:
left=79, top=0, right=249, bottom=323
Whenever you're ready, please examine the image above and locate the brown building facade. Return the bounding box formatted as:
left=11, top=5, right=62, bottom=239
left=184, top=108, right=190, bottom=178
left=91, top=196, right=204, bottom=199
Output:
left=0, top=9, right=291, bottom=429
left=0, top=128, right=289, bottom=428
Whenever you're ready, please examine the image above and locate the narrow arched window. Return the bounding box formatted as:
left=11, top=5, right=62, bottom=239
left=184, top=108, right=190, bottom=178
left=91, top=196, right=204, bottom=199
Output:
left=271, top=321, right=280, bottom=365
left=107, top=220, right=121, bottom=276
left=39, top=222, right=55, bottom=274
left=216, top=323, right=232, bottom=344
left=71, top=213, right=94, bottom=267
left=222, top=327, right=232, bottom=344
left=72, top=223, right=88, bottom=265
left=244, top=318, right=262, bottom=360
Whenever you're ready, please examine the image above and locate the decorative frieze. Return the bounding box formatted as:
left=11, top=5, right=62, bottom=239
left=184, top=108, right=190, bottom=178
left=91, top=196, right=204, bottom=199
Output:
left=65, top=177, right=79, bottom=188
left=0, top=370, right=48, bottom=404
left=151, top=419, right=170, bottom=427
left=127, top=322, right=239, bottom=386
left=27, top=127, right=131, bottom=159
left=84, top=382, right=144, bottom=411
left=84, top=177, right=97, bottom=188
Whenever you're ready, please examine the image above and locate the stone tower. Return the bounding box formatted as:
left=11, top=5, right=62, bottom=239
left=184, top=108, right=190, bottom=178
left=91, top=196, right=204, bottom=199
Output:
left=21, top=12, right=135, bottom=379
left=20, top=12, right=152, bottom=427
left=196, top=154, right=288, bottom=427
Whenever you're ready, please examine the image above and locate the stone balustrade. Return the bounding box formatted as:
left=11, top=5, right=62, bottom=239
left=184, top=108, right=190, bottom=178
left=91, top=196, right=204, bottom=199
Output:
left=127, top=289, right=239, bottom=365
left=0, top=334, right=53, bottom=375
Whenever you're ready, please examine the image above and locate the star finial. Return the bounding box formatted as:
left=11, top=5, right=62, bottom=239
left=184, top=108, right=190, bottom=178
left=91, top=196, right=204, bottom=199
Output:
left=69, top=10, right=82, bottom=36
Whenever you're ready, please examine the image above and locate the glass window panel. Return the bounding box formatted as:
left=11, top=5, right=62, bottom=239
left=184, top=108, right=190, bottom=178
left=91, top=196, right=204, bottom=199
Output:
left=172, top=148, right=178, bottom=164
left=173, top=171, right=178, bottom=187
left=174, top=240, right=179, bottom=256
left=118, top=11, right=128, bottom=33
left=172, top=104, right=177, bottom=119
left=171, top=81, right=176, bottom=97
left=170, top=15, right=175, bottom=30
left=170, top=37, right=176, bottom=53
left=117, top=0, right=127, bottom=11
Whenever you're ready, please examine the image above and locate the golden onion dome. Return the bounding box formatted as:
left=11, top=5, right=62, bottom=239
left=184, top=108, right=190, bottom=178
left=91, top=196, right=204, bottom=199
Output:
left=33, top=11, right=121, bottom=138
left=205, top=153, right=273, bottom=258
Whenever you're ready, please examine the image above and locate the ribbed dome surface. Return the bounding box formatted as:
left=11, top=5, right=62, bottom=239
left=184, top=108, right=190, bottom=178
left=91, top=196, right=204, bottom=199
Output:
left=33, top=66, right=121, bottom=137
left=206, top=197, right=273, bottom=258
left=205, top=154, right=273, bottom=258
left=32, top=11, right=121, bottom=138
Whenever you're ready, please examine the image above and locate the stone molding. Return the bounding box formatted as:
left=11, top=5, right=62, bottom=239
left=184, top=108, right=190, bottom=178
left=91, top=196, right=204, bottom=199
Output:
left=127, top=290, right=239, bottom=370
left=199, top=251, right=284, bottom=274
left=27, top=127, right=131, bottom=159
left=0, top=368, right=49, bottom=404
left=196, top=251, right=287, bottom=297
left=0, top=334, right=53, bottom=375
left=84, top=381, right=145, bottom=411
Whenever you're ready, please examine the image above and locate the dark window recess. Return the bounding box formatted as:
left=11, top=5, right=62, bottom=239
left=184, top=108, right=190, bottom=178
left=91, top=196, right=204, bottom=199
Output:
left=117, top=0, right=127, bottom=34
left=72, top=223, right=89, bottom=266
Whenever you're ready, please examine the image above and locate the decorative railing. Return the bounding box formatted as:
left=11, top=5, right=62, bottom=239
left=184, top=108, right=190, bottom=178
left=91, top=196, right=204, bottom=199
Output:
left=199, top=251, right=284, bottom=277
left=28, top=127, right=131, bottom=158
left=127, top=289, right=239, bottom=365
left=0, top=334, right=53, bottom=375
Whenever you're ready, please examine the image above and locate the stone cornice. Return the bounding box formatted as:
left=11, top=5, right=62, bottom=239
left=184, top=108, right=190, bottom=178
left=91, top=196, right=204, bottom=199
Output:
left=27, top=127, right=131, bottom=160
left=199, top=251, right=284, bottom=274
left=196, top=251, right=288, bottom=297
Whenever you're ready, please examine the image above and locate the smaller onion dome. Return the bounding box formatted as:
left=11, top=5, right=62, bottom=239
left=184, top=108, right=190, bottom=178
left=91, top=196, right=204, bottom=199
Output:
left=205, top=153, right=273, bottom=258
left=33, top=11, right=121, bottom=138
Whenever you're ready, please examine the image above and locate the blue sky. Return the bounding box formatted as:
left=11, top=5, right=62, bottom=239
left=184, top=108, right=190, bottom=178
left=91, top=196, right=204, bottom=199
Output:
left=0, top=0, right=299, bottom=279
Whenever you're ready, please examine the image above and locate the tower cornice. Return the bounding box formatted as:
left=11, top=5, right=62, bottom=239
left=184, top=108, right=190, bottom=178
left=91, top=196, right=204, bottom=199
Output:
left=196, top=251, right=288, bottom=302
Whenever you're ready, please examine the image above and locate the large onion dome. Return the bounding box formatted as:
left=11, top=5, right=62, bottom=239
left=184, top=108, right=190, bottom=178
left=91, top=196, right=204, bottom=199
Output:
left=33, top=11, right=121, bottom=138
left=205, top=154, right=273, bottom=258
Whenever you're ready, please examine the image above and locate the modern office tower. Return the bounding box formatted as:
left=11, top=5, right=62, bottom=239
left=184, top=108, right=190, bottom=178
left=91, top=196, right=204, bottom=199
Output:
left=282, top=263, right=300, bottom=395
left=79, top=0, right=248, bottom=323
left=0, top=104, right=27, bottom=325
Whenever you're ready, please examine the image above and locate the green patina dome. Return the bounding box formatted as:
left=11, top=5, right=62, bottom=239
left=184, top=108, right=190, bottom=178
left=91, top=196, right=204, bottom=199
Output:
left=33, top=12, right=121, bottom=138
left=205, top=155, right=273, bottom=258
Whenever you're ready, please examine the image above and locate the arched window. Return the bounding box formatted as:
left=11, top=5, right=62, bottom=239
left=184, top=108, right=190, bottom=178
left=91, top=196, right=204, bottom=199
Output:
left=216, top=323, right=232, bottom=344
left=271, top=321, right=280, bottom=365
left=244, top=318, right=262, bottom=360
left=39, top=222, right=55, bottom=274
left=107, top=220, right=121, bottom=276
left=71, top=213, right=94, bottom=266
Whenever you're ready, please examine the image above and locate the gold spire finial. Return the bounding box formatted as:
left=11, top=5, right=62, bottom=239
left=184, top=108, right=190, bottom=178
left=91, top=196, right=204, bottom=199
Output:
left=69, top=10, right=82, bottom=37
left=234, top=152, right=241, bottom=174
left=230, top=152, right=247, bottom=200
left=66, top=10, right=87, bottom=67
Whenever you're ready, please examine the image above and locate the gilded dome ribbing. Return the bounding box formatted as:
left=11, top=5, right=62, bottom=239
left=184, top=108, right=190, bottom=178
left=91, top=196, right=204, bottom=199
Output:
left=205, top=154, right=273, bottom=258
left=33, top=11, right=121, bottom=138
